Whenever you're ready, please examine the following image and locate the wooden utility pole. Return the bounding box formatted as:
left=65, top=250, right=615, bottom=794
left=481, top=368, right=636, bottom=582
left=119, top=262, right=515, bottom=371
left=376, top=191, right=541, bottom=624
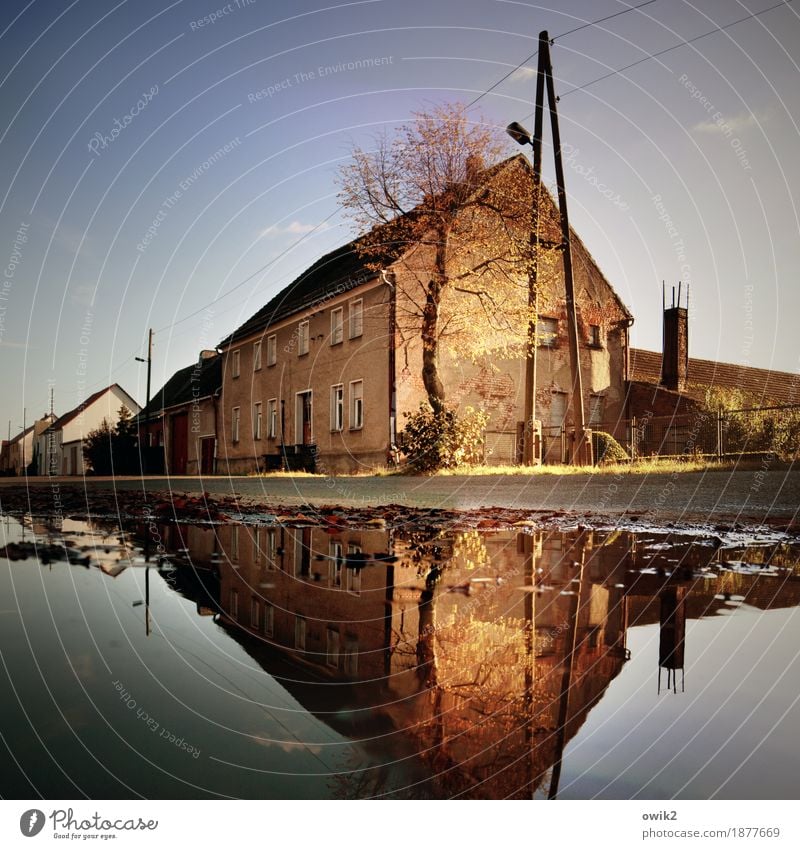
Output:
left=539, top=31, right=589, bottom=464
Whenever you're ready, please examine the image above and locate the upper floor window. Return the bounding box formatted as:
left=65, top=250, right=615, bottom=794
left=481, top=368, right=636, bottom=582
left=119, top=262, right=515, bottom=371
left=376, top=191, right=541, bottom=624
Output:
left=231, top=349, right=241, bottom=377
left=589, top=324, right=602, bottom=347
left=331, top=307, right=344, bottom=345
left=537, top=317, right=558, bottom=348
left=298, top=320, right=309, bottom=356
left=253, top=341, right=262, bottom=371
left=266, top=334, right=277, bottom=366
left=349, top=299, right=363, bottom=339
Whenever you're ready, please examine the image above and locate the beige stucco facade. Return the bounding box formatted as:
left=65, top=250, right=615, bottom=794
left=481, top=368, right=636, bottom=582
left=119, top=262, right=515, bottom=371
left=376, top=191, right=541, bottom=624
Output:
left=220, top=279, right=393, bottom=475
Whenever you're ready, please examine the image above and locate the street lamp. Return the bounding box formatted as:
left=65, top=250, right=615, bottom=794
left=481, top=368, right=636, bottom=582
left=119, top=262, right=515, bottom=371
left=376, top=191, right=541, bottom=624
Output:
left=506, top=120, right=542, bottom=466
left=135, top=328, right=153, bottom=472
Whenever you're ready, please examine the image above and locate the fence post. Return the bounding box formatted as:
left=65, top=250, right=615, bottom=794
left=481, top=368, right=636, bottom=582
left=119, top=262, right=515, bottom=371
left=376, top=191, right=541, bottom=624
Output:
left=716, top=408, right=723, bottom=459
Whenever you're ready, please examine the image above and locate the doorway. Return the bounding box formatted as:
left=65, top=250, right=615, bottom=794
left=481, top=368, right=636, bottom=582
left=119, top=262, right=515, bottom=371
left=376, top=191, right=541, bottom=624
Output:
left=296, top=391, right=313, bottom=446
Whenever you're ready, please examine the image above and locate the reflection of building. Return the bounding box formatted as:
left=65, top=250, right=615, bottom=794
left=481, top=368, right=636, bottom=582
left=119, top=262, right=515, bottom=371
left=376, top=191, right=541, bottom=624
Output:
left=164, top=522, right=635, bottom=798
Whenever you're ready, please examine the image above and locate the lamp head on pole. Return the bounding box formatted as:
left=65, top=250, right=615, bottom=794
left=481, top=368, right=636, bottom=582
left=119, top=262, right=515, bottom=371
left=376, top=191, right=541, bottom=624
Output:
left=506, top=121, right=533, bottom=146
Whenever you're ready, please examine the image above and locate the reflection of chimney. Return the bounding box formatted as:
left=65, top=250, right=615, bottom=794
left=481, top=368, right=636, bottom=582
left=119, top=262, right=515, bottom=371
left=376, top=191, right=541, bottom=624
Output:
left=658, top=585, right=686, bottom=694
left=661, top=282, right=688, bottom=392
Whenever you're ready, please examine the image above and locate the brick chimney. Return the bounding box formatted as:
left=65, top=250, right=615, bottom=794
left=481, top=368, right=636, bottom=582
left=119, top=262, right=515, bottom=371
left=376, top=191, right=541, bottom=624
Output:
left=661, top=283, right=688, bottom=393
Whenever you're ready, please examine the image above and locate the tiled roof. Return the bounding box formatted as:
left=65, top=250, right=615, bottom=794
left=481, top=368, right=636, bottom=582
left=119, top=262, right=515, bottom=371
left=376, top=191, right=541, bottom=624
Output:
left=630, top=348, right=800, bottom=405
left=218, top=241, right=381, bottom=348
left=137, top=355, right=222, bottom=419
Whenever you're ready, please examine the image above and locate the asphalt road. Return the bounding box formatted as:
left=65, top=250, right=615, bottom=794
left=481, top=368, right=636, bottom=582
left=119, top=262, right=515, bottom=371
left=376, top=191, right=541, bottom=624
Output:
left=3, top=467, right=798, bottom=526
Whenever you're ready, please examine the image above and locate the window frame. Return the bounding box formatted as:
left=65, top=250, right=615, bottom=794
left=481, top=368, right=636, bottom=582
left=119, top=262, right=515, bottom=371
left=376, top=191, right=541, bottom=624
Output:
left=330, top=307, right=344, bottom=345
left=588, top=324, right=602, bottom=348
left=349, top=379, right=364, bottom=430
left=349, top=299, right=363, bottom=339
left=266, top=334, right=277, bottom=367
left=537, top=317, right=558, bottom=348
left=253, top=401, right=262, bottom=440
left=298, top=320, right=310, bottom=356
left=267, top=398, right=278, bottom=439
left=231, top=349, right=241, bottom=378
left=330, top=384, right=344, bottom=432
left=253, top=340, right=262, bottom=371
left=231, top=406, right=241, bottom=443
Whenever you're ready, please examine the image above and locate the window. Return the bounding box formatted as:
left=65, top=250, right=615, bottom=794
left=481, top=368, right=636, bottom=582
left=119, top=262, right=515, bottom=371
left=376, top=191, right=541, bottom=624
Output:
left=589, top=394, right=604, bottom=426
left=343, top=637, right=359, bottom=677
left=331, top=307, right=343, bottom=345
left=265, top=529, right=277, bottom=569
left=230, top=525, right=239, bottom=562
left=229, top=589, right=239, bottom=619
left=253, top=402, right=262, bottom=440
left=327, top=627, right=340, bottom=668
left=329, top=541, right=343, bottom=587
left=295, top=615, right=306, bottom=651
left=231, top=406, right=240, bottom=442
left=266, top=334, right=277, bottom=366
left=537, top=317, right=558, bottom=347
left=346, top=543, right=362, bottom=595
left=350, top=380, right=364, bottom=430
left=264, top=603, right=274, bottom=638
left=253, top=341, right=262, bottom=371
left=298, top=320, right=309, bottom=355
left=349, top=299, right=363, bottom=338
left=231, top=349, right=241, bottom=377
left=250, top=597, right=260, bottom=629
left=267, top=399, right=277, bottom=439
left=589, top=324, right=602, bottom=347
left=331, top=384, right=344, bottom=432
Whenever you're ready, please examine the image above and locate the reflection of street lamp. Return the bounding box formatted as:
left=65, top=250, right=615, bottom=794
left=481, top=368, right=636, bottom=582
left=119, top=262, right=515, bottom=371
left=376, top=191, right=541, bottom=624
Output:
left=506, top=121, right=542, bottom=466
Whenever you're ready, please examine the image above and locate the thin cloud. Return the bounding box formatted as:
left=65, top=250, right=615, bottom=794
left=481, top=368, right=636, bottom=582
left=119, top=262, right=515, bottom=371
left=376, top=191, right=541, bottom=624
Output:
left=259, top=220, right=330, bottom=239
left=693, top=109, right=765, bottom=135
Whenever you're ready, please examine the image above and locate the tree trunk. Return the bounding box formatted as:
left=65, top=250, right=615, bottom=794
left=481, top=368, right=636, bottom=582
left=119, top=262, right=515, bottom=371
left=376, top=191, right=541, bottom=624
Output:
left=421, top=234, right=448, bottom=415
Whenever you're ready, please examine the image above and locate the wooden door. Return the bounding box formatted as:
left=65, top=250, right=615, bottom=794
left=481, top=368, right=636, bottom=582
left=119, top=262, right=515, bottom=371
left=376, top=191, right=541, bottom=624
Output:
left=200, top=437, right=215, bottom=475
left=170, top=412, right=189, bottom=474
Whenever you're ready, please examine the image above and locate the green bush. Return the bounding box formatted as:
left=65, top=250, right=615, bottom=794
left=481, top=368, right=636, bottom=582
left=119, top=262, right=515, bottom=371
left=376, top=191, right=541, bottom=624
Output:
left=400, top=404, right=489, bottom=472
left=593, top=430, right=629, bottom=465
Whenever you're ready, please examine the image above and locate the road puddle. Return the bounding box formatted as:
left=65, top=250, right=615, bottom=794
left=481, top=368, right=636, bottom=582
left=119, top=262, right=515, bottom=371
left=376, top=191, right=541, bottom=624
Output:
left=2, top=512, right=800, bottom=799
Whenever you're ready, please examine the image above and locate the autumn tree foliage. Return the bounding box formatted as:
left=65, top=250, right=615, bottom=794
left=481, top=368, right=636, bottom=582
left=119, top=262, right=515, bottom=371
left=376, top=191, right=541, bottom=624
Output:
left=338, top=103, right=560, bottom=416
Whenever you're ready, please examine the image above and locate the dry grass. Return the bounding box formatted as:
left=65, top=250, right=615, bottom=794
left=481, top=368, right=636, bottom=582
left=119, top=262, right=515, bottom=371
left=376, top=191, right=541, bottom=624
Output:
left=431, top=458, right=732, bottom=476
left=249, top=459, right=749, bottom=479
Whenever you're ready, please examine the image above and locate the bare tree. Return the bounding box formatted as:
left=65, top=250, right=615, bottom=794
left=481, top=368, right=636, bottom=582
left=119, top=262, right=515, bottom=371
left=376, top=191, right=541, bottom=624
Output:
left=338, top=103, right=559, bottom=414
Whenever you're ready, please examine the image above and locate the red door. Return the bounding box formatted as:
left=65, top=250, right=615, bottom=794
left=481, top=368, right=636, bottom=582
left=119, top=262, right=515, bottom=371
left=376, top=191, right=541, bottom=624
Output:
left=200, top=437, right=215, bottom=475
left=170, top=413, right=188, bottom=474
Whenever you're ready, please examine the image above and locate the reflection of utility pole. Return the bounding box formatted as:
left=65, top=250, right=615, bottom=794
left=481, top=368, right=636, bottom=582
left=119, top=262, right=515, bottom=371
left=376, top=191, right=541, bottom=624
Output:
left=548, top=539, right=586, bottom=799
left=521, top=532, right=537, bottom=795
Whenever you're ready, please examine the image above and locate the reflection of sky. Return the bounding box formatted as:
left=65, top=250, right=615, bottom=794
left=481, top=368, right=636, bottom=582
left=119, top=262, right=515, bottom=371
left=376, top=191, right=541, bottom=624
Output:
left=1, top=0, right=799, bottom=427
left=0, top=519, right=359, bottom=798
left=557, top=609, right=800, bottom=799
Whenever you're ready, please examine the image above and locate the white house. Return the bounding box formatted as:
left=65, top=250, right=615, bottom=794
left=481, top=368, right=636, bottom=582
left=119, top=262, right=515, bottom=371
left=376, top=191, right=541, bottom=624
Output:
left=36, top=384, right=140, bottom=476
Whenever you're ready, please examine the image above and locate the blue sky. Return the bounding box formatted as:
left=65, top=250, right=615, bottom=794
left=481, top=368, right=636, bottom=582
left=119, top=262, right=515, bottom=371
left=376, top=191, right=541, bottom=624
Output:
left=1, top=0, right=798, bottom=433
